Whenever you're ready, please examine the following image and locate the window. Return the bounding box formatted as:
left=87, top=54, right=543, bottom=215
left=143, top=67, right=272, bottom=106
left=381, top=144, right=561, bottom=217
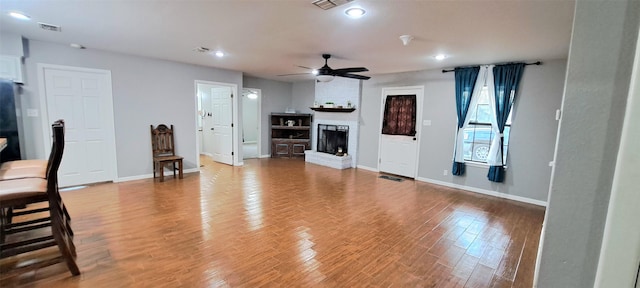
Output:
left=462, top=87, right=511, bottom=164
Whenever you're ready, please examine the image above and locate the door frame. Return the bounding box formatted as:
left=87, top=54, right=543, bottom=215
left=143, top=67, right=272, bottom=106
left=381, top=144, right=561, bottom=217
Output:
left=241, top=87, right=262, bottom=160
left=37, top=63, right=118, bottom=182
left=194, top=80, right=239, bottom=168
left=377, top=85, right=424, bottom=178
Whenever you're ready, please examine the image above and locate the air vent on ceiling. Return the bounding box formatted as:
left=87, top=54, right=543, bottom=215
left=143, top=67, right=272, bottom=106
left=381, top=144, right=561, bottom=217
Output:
left=38, top=22, right=61, bottom=32
left=194, top=47, right=210, bottom=53
left=311, top=0, right=354, bottom=10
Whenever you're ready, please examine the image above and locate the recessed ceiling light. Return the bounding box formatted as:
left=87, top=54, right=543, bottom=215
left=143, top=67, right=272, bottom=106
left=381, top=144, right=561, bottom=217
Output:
left=215, top=51, right=225, bottom=57
left=434, top=54, right=447, bottom=61
left=9, top=11, right=30, bottom=20
left=345, top=7, right=366, bottom=18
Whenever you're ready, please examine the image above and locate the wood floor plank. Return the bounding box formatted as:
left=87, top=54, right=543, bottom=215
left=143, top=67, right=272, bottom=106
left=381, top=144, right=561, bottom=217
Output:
left=0, top=157, right=545, bottom=287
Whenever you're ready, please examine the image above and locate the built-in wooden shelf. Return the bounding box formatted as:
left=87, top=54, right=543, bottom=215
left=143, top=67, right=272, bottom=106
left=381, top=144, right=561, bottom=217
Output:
left=271, top=125, right=311, bottom=130
left=309, top=107, right=356, bottom=113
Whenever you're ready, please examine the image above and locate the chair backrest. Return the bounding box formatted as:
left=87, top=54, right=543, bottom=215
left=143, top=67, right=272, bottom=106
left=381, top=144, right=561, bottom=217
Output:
left=47, top=120, right=65, bottom=192
left=150, top=124, right=176, bottom=157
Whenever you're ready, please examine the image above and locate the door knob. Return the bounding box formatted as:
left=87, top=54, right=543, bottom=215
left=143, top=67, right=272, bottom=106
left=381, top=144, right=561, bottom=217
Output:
left=211, top=128, right=214, bottom=130
left=413, top=137, right=417, bottom=141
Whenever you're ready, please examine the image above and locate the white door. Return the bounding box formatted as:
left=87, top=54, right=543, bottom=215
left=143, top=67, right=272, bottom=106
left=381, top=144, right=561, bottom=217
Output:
left=211, top=86, right=233, bottom=165
left=40, top=65, right=116, bottom=187
left=378, top=86, right=423, bottom=178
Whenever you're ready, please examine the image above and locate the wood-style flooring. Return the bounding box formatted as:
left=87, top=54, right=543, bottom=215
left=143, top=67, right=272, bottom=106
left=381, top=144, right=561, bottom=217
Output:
left=0, top=156, right=545, bottom=287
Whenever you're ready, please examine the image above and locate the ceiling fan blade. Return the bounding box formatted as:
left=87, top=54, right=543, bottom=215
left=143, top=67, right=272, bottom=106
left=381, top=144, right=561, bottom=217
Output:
left=333, top=67, right=369, bottom=74
left=338, top=73, right=371, bottom=80
left=277, top=73, right=311, bottom=76
left=297, top=65, right=315, bottom=70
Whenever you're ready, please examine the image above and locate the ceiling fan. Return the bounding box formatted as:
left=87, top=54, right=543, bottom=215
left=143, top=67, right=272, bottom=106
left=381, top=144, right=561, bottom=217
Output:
left=278, top=54, right=371, bottom=82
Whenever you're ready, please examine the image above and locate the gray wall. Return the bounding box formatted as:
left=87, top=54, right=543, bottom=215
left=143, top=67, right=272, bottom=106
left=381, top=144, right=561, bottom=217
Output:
left=537, top=0, right=640, bottom=287
left=292, top=80, right=315, bottom=114
left=19, top=39, right=243, bottom=178
left=358, top=59, right=567, bottom=203
left=243, top=76, right=292, bottom=156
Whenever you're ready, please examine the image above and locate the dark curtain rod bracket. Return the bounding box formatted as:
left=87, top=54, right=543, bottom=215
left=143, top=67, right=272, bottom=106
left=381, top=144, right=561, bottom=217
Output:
left=441, top=61, right=542, bottom=73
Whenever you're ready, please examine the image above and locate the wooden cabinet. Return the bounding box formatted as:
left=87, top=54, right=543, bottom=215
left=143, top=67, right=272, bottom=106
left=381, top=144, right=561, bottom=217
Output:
left=270, top=113, right=312, bottom=158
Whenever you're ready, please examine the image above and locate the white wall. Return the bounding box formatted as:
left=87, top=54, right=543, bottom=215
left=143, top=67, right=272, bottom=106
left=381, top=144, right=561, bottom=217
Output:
left=358, top=59, right=566, bottom=203
left=19, top=39, right=243, bottom=178
left=594, top=23, right=640, bottom=287
left=537, top=0, right=640, bottom=286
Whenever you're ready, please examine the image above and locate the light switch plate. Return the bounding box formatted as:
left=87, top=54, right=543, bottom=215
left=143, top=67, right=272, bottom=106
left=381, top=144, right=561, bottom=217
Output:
left=27, top=109, right=38, bottom=117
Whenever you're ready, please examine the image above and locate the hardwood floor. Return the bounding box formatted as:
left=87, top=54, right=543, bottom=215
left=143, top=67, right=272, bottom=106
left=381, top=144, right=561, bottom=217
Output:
left=0, top=156, right=545, bottom=287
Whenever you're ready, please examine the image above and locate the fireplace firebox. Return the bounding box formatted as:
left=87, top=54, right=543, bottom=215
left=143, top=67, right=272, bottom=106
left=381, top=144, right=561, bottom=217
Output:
left=317, top=124, right=349, bottom=155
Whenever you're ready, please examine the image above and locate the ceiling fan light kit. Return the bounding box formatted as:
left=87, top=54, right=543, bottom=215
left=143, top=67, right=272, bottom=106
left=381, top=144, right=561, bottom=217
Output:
left=316, top=75, right=335, bottom=82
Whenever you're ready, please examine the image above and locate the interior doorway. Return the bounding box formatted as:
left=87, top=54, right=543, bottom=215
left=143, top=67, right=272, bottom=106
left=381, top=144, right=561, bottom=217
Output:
left=195, top=80, right=238, bottom=166
left=242, top=88, right=261, bottom=159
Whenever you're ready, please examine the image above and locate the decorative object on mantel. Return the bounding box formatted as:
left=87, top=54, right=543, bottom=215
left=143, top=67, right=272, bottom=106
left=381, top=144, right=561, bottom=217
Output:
left=324, top=102, right=334, bottom=108
left=310, top=107, right=356, bottom=112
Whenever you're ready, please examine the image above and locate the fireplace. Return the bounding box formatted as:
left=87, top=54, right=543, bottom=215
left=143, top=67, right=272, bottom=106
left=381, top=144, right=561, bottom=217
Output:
left=317, top=124, right=349, bottom=155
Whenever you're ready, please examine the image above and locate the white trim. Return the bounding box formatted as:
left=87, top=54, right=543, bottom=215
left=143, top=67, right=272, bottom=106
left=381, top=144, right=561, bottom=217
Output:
left=236, top=161, right=244, bottom=166
left=377, top=85, right=424, bottom=178
left=416, top=176, right=547, bottom=207
left=115, top=168, right=200, bottom=183
left=37, top=63, right=119, bottom=183
left=260, top=154, right=271, bottom=158
left=356, top=165, right=379, bottom=172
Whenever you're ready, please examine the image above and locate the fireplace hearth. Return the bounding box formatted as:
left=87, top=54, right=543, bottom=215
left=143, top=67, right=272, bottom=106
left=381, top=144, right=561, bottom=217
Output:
left=317, top=124, right=349, bottom=155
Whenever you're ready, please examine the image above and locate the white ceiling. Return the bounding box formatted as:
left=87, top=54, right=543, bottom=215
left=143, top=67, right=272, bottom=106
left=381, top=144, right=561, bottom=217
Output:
left=0, top=0, right=575, bottom=82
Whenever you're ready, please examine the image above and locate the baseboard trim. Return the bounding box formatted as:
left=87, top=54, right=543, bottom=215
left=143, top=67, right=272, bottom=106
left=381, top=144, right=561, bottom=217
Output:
left=115, top=168, right=200, bottom=183
left=415, top=176, right=547, bottom=207
left=260, top=154, right=271, bottom=158
left=356, top=165, right=379, bottom=172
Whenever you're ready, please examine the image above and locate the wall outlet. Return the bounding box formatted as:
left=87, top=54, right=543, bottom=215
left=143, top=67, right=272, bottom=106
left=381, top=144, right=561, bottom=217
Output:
left=443, top=169, right=448, bottom=176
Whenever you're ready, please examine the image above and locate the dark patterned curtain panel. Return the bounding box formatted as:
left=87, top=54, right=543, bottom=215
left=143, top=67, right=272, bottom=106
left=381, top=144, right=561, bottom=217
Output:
left=382, top=95, right=417, bottom=136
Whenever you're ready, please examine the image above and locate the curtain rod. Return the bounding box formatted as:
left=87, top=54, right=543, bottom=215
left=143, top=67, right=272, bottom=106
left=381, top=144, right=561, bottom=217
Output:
left=441, top=61, right=542, bottom=73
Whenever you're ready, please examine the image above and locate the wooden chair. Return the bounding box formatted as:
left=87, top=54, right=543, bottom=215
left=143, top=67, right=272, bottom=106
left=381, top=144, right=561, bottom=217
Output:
left=150, top=124, right=183, bottom=182
left=0, top=120, right=79, bottom=275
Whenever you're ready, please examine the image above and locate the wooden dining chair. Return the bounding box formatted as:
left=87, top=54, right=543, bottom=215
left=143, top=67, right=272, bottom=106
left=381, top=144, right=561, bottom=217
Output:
left=150, top=124, right=183, bottom=182
left=0, top=120, right=79, bottom=275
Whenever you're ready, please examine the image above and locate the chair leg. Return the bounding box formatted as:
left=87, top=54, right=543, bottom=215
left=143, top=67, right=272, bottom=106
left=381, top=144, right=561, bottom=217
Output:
left=50, top=205, right=80, bottom=275
left=178, top=160, right=183, bottom=179
left=172, top=162, right=176, bottom=178
left=153, top=161, right=156, bottom=179
left=158, top=162, right=166, bottom=182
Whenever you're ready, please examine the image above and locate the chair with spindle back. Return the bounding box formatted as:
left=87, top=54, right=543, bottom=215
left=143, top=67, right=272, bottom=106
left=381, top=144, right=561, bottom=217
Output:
left=0, top=120, right=79, bottom=275
left=150, top=124, right=183, bottom=182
